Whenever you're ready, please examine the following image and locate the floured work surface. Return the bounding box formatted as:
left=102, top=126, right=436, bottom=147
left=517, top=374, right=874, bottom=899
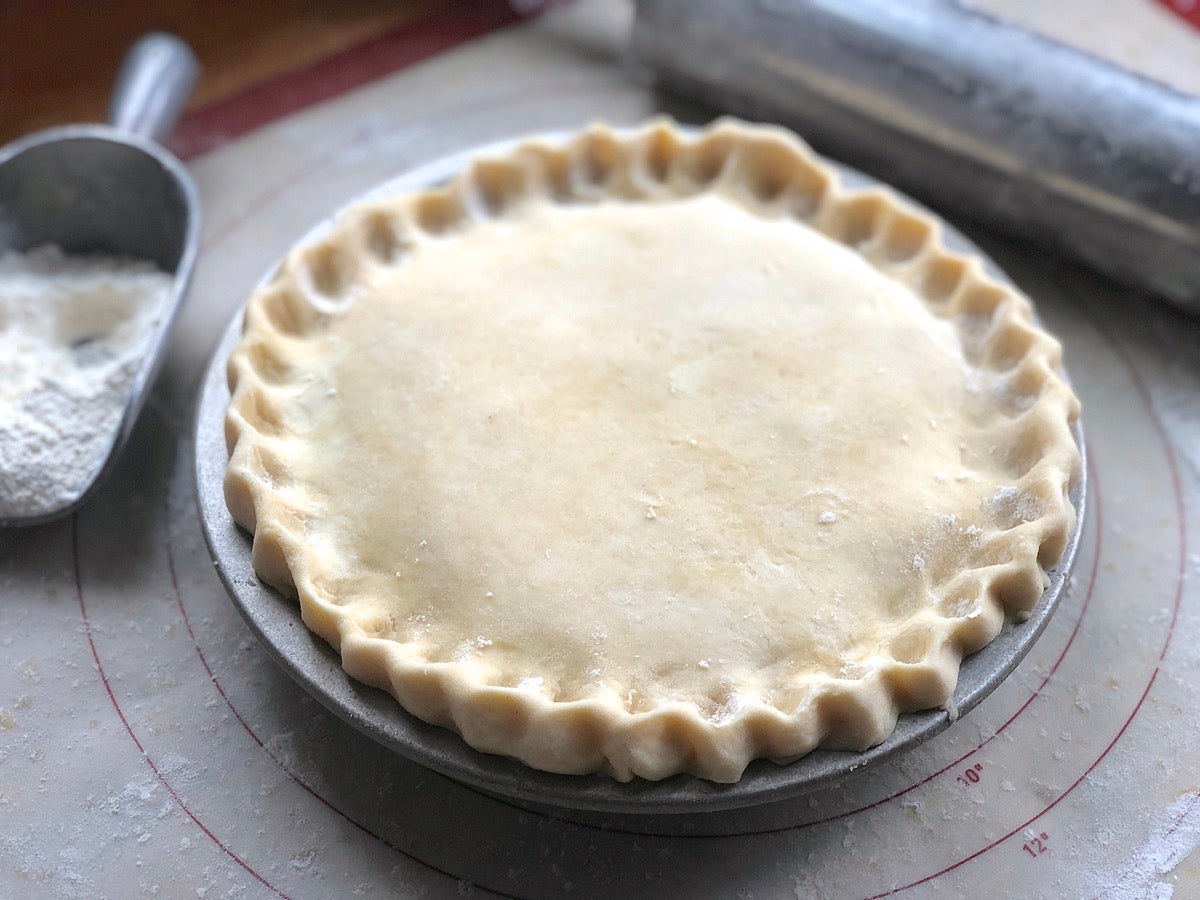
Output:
left=1, top=2, right=1198, bottom=896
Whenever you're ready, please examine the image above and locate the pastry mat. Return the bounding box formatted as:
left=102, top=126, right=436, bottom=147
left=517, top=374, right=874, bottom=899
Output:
left=2, top=1, right=1198, bottom=896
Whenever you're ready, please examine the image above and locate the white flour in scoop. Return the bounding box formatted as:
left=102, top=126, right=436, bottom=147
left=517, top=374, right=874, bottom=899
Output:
left=0, top=244, right=171, bottom=519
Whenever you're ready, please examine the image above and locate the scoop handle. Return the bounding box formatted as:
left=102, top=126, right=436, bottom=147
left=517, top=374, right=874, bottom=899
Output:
left=108, top=32, right=199, bottom=142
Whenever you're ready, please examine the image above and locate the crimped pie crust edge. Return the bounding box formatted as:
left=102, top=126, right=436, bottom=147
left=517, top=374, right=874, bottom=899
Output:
left=223, top=119, right=1082, bottom=783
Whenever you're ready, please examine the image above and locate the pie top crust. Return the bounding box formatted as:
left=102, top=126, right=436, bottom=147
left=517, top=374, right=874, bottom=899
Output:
left=224, top=120, right=1081, bottom=783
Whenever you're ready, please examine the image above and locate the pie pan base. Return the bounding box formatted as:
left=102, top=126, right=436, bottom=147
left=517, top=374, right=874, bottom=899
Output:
left=193, top=132, right=1086, bottom=816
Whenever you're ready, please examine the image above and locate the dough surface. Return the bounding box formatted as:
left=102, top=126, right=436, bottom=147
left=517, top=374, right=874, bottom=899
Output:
left=225, top=120, right=1081, bottom=782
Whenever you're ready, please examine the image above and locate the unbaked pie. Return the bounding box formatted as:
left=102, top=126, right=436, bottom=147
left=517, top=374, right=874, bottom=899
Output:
left=224, top=120, right=1081, bottom=783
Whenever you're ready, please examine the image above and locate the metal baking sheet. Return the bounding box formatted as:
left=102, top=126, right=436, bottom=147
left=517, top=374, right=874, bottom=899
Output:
left=192, top=133, right=1086, bottom=817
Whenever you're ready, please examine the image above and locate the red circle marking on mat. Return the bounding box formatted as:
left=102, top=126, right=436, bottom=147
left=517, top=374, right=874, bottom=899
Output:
left=73, top=516, right=291, bottom=900
left=73, top=440, right=521, bottom=898
left=188, top=166, right=1187, bottom=895
left=164, top=527, right=520, bottom=900
left=869, top=315, right=1191, bottom=896
left=193, top=120, right=1112, bottom=841
left=75, top=0, right=1191, bottom=887
left=183, top=311, right=1188, bottom=899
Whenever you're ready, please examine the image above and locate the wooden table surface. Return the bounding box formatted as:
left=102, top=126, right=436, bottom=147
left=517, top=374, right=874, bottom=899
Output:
left=0, top=0, right=538, bottom=156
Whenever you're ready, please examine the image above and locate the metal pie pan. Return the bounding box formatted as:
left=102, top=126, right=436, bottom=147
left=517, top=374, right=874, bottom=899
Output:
left=193, top=129, right=1087, bottom=816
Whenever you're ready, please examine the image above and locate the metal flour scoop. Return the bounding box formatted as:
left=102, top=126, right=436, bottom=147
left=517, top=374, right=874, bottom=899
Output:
left=0, top=34, right=200, bottom=526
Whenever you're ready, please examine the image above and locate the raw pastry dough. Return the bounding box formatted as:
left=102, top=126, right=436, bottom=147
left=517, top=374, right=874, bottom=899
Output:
left=225, top=120, right=1081, bottom=783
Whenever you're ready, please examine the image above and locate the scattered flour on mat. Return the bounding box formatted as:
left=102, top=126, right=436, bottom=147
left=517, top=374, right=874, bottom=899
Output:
left=1089, top=793, right=1200, bottom=898
left=0, top=244, right=170, bottom=518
